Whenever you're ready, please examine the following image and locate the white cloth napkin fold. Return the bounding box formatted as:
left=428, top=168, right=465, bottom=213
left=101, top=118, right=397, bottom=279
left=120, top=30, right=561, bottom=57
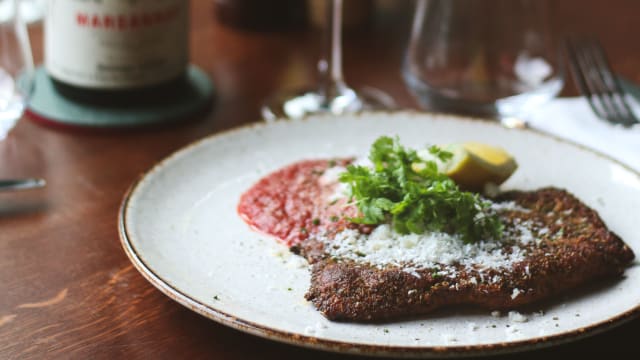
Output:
left=528, top=97, right=640, bottom=172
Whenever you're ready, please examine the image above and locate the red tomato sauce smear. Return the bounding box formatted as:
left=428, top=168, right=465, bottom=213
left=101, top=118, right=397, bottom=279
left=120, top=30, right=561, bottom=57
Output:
left=237, top=159, right=356, bottom=247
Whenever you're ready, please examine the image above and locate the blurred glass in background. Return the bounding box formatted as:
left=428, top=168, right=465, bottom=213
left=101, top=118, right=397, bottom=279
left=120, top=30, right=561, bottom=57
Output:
left=404, top=0, right=563, bottom=125
left=0, top=0, right=46, bottom=24
left=0, top=0, right=34, bottom=140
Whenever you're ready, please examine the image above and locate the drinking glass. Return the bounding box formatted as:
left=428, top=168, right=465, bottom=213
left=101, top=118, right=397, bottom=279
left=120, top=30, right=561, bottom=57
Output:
left=0, top=0, right=34, bottom=140
left=403, top=0, right=562, bottom=126
left=18, top=0, right=46, bottom=24
left=0, top=0, right=44, bottom=24
left=262, top=0, right=395, bottom=121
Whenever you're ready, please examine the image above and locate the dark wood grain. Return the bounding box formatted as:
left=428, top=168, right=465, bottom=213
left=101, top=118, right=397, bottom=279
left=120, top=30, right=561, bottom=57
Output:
left=1, top=0, right=639, bottom=358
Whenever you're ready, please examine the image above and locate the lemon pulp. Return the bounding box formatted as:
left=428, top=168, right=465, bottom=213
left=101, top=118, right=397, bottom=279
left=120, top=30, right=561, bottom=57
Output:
left=446, top=142, right=517, bottom=191
left=414, top=142, right=518, bottom=192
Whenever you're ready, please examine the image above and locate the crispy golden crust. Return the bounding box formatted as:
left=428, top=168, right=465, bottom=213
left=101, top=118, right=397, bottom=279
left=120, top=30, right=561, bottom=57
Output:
left=301, top=188, right=635, bottom=321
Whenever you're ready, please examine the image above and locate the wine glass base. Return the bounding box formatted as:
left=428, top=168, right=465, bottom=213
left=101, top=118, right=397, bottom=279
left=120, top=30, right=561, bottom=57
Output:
left=402, top=66, right=562, bottom=129
left=261, top=86, right=395, bottom=122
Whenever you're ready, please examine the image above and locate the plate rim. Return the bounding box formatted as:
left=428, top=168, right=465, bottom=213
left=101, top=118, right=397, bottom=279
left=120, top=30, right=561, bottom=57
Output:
left=118, top=111, right=640, bottom=358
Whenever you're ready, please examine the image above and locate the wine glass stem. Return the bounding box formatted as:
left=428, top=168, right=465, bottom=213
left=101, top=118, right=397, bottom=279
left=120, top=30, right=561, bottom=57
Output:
left=318, top=0, right=349, bottom=102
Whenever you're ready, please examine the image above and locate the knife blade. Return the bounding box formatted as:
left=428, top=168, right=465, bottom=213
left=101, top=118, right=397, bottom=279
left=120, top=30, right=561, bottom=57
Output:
left=0, top=178, right=46, bottom=192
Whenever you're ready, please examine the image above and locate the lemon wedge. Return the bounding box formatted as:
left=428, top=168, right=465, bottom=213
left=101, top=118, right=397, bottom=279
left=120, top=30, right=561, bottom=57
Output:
left=414, top=142, right=518, bottom=192
left=444, top=142, right=517, bottom=191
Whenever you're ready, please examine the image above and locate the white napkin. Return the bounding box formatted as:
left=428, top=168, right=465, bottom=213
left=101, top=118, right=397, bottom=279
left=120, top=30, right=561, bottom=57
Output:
left=528, top=97, right=640, bottom=172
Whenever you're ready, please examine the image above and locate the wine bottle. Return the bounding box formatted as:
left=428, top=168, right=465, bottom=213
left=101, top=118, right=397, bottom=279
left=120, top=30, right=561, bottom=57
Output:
left=45, top=0, right=189, bottom=105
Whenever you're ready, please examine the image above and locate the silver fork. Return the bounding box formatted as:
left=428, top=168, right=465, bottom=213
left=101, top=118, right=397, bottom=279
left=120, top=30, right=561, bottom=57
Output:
left=566, top=37, right=639, bottom=126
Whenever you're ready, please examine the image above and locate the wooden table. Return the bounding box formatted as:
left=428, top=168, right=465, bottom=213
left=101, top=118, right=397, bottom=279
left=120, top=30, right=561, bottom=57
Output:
left=2, top=1, right=639, bottom=358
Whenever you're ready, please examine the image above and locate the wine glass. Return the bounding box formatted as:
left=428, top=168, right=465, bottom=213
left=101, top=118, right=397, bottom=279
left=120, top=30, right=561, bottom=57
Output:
left=0, top=0, right=44, bottom=24
left=403, top=0, right=563, bottom=127
left=0, top=0, right=34, bottom=141
left=262, top=0, right=395, bottom=121
left=18, top=0, right=46, bottom=24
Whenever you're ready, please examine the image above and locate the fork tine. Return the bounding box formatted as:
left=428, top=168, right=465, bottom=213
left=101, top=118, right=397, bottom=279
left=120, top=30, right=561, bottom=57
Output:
left=588, top=39, right=639, bottom=125
left=566, top=37, right=639, bottom=126
left=573, top=38, right=627, bottom=125
left=566, top=39, right=608, bottom=121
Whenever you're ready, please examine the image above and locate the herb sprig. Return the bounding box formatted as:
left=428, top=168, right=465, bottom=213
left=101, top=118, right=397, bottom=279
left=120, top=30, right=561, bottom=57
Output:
left=339, top=136, right=502, bottom=242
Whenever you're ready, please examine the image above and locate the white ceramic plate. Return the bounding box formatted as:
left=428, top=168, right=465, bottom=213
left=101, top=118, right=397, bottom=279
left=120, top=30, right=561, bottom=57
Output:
left=119, top=112, right=640, bottom=358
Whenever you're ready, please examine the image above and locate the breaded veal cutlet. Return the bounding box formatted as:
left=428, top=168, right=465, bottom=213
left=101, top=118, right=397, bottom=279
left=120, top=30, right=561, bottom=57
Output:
left=239, top=160, right=635, bottom=322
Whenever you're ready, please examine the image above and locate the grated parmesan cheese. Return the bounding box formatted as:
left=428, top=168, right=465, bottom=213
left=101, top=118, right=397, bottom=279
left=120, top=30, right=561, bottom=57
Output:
left=489, top=201, right=531, bottom=213
left=316, top=157, right=556, bottom=283
left=319, top=165, right=349, bottom=202
left=508, top=311, right=529, bottom=323
left=318, top=165, right=346, bottom=186
left=319, top=224, right=528, bottom=277
left=511, top=288, right=522, bottom=299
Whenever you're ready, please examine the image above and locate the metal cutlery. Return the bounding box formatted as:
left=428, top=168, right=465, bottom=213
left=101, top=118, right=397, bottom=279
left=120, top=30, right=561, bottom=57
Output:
left=566, top=37, right=639, bottom=126
left=0, top=178, right=46, bottom=192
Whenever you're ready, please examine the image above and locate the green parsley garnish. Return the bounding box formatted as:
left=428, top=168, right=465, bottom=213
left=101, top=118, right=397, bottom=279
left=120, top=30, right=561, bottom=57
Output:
left=338, top=136, right=502, bottom=242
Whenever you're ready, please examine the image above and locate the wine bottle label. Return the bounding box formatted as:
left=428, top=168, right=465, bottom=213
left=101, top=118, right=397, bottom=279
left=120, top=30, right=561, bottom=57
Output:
left=45, top=0, right=188, bottom=89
